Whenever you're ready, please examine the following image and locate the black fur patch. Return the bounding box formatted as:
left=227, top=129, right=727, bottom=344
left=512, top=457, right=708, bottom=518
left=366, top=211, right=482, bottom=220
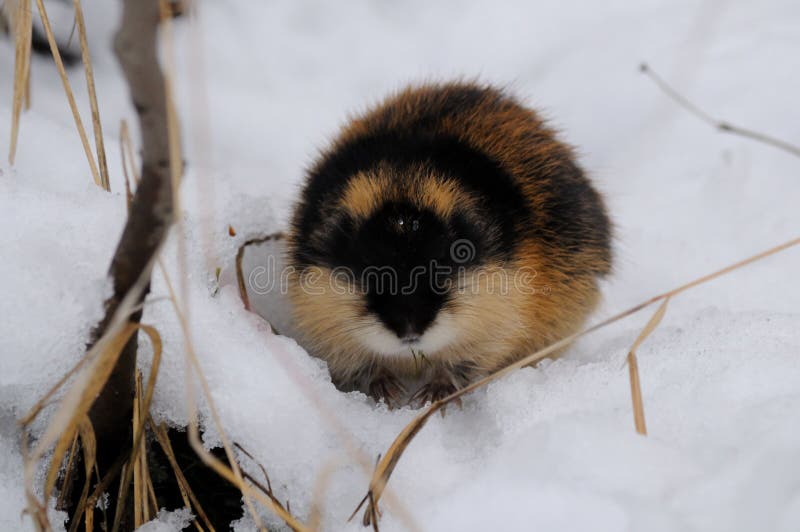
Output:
left=293, top=131, right=529, bottom=267
left=534, top=160, right=612, bottom=273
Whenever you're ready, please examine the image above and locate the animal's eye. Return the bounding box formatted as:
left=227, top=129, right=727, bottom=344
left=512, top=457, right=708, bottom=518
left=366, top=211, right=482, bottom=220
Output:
left=397, top=216, right=405, bottom=227
left=412, top=220, right=420, bottom=231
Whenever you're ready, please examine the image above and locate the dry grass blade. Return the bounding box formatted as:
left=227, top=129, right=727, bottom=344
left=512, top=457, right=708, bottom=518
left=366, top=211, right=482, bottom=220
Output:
left=55, top=432, right=80, bottom=511
left=626, top=298, right=670, bottom=435
left=357, top=235, right=800, bottom=525
left=71, top=453, right=125, bottom=532
left=157, top=0, right=190, bottom=315
left=9, top=0, right=33, bottom=164
left=640, top=63, right=800, bottom=158
left=20, top=316, right=160, bottom=531
left=154, top=2, right=304, bottom=527
left=23, top=321, right=139, bottom=530
left=149, top=418, right=214, bottom=532
left=111, top=325, right=162, bottom=532
left=235, top=443, right=302, bottom=532
left=132, top=374, right=150, bottom=527
left=72, top=0, right=110, bottom=190
left=133, top=379, right=141, bottom=527
left=120, top=119, right=139, bottom=211
left=76, top=417, right=97, bottom=531
left=33, top=0, right=103, bottom=187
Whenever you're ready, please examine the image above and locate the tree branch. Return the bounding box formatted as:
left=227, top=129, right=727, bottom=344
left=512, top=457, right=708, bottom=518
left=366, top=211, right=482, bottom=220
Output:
left=81, top=0, right=177, bottom=527
left=640, top=63, right=800, bottom=158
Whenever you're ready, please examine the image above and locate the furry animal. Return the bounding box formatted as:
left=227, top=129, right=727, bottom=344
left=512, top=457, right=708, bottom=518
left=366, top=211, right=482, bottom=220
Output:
left=287, top=82, right=612, bottom=407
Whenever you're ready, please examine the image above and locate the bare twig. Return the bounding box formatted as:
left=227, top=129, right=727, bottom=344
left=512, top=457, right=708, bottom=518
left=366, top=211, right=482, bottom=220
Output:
left=235, top=232, right=284, bottom=311
left=235, top=443, right=303, bottom=532
left=640, top=63, right=800, bottom=158
left=79, top=0, right=177, bottom=526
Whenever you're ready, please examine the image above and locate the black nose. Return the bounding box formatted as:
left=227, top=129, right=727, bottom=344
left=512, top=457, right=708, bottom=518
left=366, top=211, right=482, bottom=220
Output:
left=367, top=289, right=444, bottom=341
left=385, top=316, right=431, bottom=340
left=373, top=299, right=438, bottom=340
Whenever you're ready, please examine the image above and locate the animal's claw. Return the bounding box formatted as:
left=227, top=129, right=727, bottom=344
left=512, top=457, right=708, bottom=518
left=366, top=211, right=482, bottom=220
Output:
left=411, top=378, right=462, bottom=415
left=367, top=370, right=406, bottom=409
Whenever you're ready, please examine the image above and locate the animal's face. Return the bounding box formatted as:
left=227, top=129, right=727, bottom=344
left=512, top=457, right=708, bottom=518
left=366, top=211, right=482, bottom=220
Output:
left=345, top=200, right=462, bottom=355
left=290, top=170, right=508, bottom=358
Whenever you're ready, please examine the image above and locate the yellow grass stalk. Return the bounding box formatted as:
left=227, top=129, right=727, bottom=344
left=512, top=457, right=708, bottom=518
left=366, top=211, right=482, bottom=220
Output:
left=151, top=4, right=304, bottom=528
left=33, top=0, right=102, bottom=187
left=76, top=418, right=97, bottom=530
left=9, top=0, right=32, bottom=164
left=111, top=331, right=162, bottom=532
left=626, top=298, right=669, bottom=435
left=132, top=374, right=143, bottom=527
left=354, top=235, right=800, bottom=525
left=72, top=0, right=110, bottom=190
left=23, top=322, right=137, bottom=530
left=157, top=0, right=190, bottom=313
left=55, top=432, right=80, bottom=511
left=120, top=119, right=139, bottom=209
left=130, top=372, right=156, bottom=527
left=21, top=321, right=161, bottom=531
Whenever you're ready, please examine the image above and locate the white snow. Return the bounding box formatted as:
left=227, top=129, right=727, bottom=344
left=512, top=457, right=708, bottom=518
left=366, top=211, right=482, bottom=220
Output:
left=1, top=0, right=799, bottom=530
left=135, top=508, right=193, bottom=532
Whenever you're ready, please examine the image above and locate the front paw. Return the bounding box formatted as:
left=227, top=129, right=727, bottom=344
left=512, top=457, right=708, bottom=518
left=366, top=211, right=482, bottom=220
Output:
left=411, top=377, right=461, bottom=413
left=367, top=369, right=407, bottom=409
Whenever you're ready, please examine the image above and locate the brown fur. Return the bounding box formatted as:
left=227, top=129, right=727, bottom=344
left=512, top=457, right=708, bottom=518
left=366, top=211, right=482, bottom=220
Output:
left=288, top=82, right=611, bottom=403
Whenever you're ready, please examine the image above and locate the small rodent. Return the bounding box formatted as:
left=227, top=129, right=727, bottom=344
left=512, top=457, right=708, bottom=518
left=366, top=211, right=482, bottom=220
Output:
left=287, top=82, right=611, bottom=407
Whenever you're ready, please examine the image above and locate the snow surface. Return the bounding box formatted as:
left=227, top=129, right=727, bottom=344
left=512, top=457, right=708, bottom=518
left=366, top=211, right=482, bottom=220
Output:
left=2, top=0, right=800, bottom=530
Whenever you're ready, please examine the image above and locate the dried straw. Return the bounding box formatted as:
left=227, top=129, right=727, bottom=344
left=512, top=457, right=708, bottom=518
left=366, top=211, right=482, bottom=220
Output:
left=33, top=0, right=102, bottom=187
left=72, top=0, right=110, bottom=190
left=9, top=0, right=32, bottom=164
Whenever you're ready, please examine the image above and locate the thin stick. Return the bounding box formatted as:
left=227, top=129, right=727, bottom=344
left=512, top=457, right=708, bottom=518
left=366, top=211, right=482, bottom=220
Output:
left=33, top=0, right=103, bottom=187
left=73, top=0, right=110, bottom=190
left=640, top=63, right=800, bottom=158
left=235, top=233, right=284, bottom=311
